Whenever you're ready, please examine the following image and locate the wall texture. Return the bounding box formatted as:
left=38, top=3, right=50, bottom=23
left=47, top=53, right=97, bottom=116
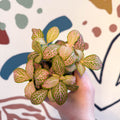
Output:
left=0, top=0, right=120, bottom=120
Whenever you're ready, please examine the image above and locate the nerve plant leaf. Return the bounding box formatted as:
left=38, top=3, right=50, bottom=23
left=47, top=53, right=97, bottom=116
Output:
left=65, top=64, right=77, bottom=72
left=67, top=84, right=79, bottom=92
left=60, top=75, right=76, bottom=86
left=34, top=53, right=42, bottom=63
left=64, top=52, right=78, bottom=66
left=31, top=89, right=48, bottom=105
left=35, top=68, right=50, bottom=85
left=59, top=45, right=73, bottom=61
left=52, top=55, right=65, bottom=76
left=24, top=81, right=36, bottom=99
left=55, top=40, right=66, bottom=45
left=14, top=68, right=31, bottom=83
left=52, top=82, right=67, bottom=105
left=74, top=35, right=85, bottom=51
left=47, top=26, right=59, bottom=44
left=81, top=54, right=102, bottom=70
left=32, top=28, right=46, bottom=44
left=74, top=49, right=84, bottom=60
left=34, top=63, right=42, bottom=70
left=26, top=59, right=34, bottom=79
left=67, top=30, right=80, bottom=46
left=32, top=40, right=42, bottom=53
left=43, top=44, right=60, bottom=60
left=48, top=89, right=55, bottom=102
left=42, top=76, right=59, bottom=89
left=27, top=52, right=39, bottom=61
left=76, top=62, right=86, bottom=76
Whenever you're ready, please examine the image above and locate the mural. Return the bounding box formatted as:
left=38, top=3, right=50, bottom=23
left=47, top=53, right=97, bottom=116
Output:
left=0, top=0, right=120, bottom=119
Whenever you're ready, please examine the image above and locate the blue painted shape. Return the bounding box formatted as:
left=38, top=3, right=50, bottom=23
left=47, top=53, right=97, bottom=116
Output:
left=0, top=16, right=72, bottom=80
left=43, top=16, right=72, bottom=42
left=0, top=52, right=30, bottom=80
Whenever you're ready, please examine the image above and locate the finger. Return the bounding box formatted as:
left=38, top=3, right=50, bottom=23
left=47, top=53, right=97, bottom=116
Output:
left=72, top=70, right=95, bottom=96
left=74, top=70, right=81, bottom=86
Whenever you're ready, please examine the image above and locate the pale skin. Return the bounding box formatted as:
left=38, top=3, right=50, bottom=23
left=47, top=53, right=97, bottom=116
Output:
left=47, top=70, right=95, bottom=120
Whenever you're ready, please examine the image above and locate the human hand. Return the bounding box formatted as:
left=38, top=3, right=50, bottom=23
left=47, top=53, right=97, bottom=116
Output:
left=46, top=70, right=95, bottom=120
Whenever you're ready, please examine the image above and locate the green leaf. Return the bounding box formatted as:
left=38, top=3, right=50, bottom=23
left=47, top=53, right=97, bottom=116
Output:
left=67, top=30, right=80, bottom=46
left=43, top=44, right=60, bottom=60
left=52, top=82, right=68, bottom=105
left=47, top=26, right=59, bottom=44
left=31, top=89, right=48, bottom=104
left=60, top=75, right=76, bottom=86
left=49, top=67, right=55, bottom=75
left=26, top=59, right=34, bottom=79
left=76, top=62, right=86, bottom=76
left=67, top=84, right=79, bottom=92
left=32, top=28, right=46, bottom=44
left=24, top=81, right=36, bottom=99
left=48, top=89, right=55, bottom=102
left=34, top=68, right=50, bottom=85
left=34, top=63, right=42, bottom=70
left=65, top=64, right=76, bottom=72
left=42, top=76, right=59, bottom=89
left=14, top=68, right=31, bottom=83
left=81, top=54, right=102, bottom=70
left=74, top=35, right=85, bottom=51
left=27, top=52, right=39, bottom=61
left=55, top=40, right=66, bottom=45
left=41, top=44, right=48, bottom=51
left=52, top=55, right=65, bottom=76
left=34, top=53, right=42, bottom=63
left=59, top=45, right=73, bottom=61
left=74, top=49, right=84, bottom=60
left=32, top=40, right=42, bottom=53
left=64, top=52, right=77, bottom=66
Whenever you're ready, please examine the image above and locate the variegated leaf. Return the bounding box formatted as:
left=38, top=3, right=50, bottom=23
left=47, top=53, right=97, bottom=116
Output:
left=60, top=75, right=76, bottom=86
left=43, top=44, right=60, bottom=60
left=31, top=89, right=48, bottom=104
left=67, top=30, right=80, bottom=46
left=76, top=62, right=86, bottom=76
left=74, top=35, right=85, bottom=51
left=52, top=55, right=65, bottom=76
left=27, top=52, right=39, bottom=61
left=48, top=89, right=55, bottom=102
left=64, top=52, right=77, bottom=66
left=26, top=59, right=34, bottom=79
left=14, top=68, right=31, bottom=83
left=67, top=84, right=79, bottom=92
left=32, top=40, right=42, bottom=53
left=55, top=40, right=66, bottom=45
left=35, top=68, right=50, bottom=85
left=24, top=81, right=36, bottom=99
left=34, top=63, right=42, bottom=70
left=41, top=44, right=47, bottom=52
left=49, top=67, right=55, bottom=75
left=65, top=64, right=76, bottom=72
left=42, top=76, right=59, bottom=89
left=52, top=82, right=68, bottom=105
left=59, top=45, right=73, bottom=61
left=32, top=28, right=46, bottom=44
left=75, top=49, right=84, bottom=60
left=81, top=54, right=102, bottom=70
left=47, top=26, right=59, bottom=44
left=34, top=53, right=42, bottom=63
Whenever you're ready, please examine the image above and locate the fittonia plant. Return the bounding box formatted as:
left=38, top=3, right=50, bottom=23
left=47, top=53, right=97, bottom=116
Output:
left=13, top=26, right=102, bottom=105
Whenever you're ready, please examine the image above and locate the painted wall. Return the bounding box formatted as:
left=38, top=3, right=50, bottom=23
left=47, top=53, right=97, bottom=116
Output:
left=0, top=0, right=120, bottom=120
